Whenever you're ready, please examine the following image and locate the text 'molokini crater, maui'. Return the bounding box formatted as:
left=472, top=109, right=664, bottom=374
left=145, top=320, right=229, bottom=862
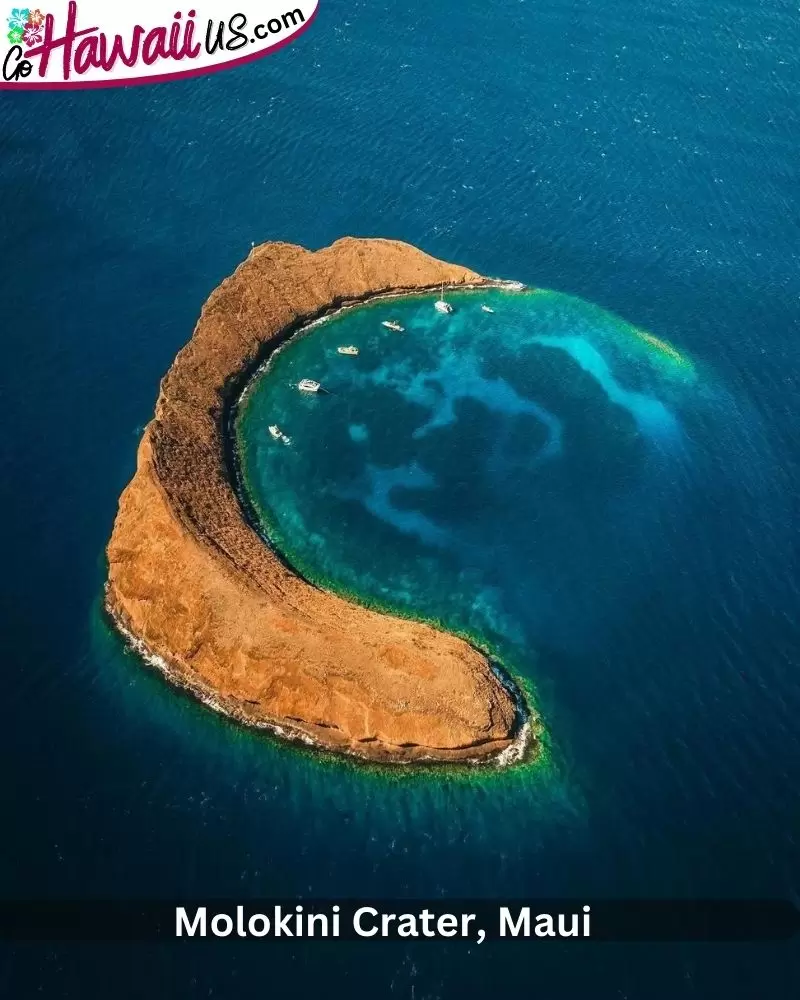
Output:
left=106, top=238, right=530, bottom=765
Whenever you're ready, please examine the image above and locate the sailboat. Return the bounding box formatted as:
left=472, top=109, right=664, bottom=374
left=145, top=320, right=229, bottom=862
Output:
left=434, top=282, right=453, bottom=314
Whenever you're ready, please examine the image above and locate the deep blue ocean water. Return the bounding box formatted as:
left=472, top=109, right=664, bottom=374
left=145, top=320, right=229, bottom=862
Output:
left=2, top=0, right=800, bottom=996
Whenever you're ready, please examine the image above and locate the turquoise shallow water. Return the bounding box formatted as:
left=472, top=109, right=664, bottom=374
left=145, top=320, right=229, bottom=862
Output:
left=237, top=287, right=705, bottom=666
left=2, top=0, right=800, bottom=995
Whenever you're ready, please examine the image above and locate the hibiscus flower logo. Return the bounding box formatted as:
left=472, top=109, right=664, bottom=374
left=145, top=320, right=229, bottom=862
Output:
left=22, top=20, right=40, bottom=45
left=7, top=7, right=47, bottom=46
left=7, top=7, right=28, bottom=29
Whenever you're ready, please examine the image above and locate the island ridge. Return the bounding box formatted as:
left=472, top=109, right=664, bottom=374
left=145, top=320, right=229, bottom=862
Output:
left=106, top=238, right=530, bottom=764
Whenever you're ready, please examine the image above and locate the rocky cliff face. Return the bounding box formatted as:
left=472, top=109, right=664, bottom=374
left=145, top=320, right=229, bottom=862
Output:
left=106, top=238, right=525, bottom=763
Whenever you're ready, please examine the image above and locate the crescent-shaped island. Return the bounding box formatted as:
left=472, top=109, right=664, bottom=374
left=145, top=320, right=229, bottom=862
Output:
left=106, top=238, right=532, bottom=765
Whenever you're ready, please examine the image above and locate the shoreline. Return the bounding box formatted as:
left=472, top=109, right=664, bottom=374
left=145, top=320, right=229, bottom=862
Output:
left=107, top=601, right=537, bottom=770
left=233, top=278, right=527, bottom=395
left=106, top=238, right=535, bottom=767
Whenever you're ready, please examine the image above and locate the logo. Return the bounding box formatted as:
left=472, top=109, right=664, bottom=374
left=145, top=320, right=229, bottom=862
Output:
left=1, top=1, right=318, bottom=89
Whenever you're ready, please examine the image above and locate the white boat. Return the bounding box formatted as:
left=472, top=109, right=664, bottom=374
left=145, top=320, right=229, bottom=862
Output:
left=434, top=282, right=453, bottom=314
left=381, top=320, right=405, bottom=332
left=337, top=345, right=359, bottom=356
left=298, top=379, right=321, bottom=393
left=481, top=305, right=495, bottom=314
left=268, top=424, right=291, bottom=445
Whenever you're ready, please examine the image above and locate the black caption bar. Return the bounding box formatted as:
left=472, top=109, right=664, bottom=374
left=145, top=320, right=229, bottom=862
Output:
left=0, top=900, right=799, bottom=943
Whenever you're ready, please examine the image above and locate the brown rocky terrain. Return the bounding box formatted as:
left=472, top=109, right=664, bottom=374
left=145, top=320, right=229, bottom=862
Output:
left=106, top=237, right=528, bottom=763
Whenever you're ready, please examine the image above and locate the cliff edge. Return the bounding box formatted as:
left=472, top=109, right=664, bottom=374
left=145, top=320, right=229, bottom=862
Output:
left=106, top=238, right=525, bottom=763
